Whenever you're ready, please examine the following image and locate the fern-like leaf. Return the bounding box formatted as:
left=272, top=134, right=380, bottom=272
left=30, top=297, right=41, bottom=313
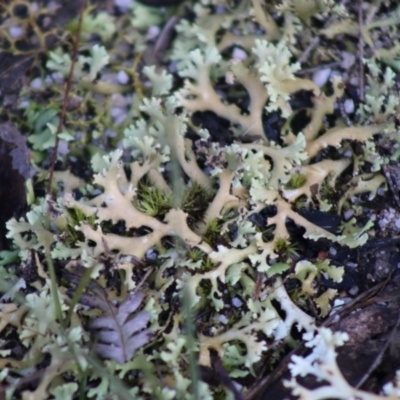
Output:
left=87, top=290, right=152, bottom=364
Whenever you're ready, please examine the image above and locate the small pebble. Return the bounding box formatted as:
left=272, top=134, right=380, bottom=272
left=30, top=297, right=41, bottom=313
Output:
left=115, top=0, right=132, bottom=11
left=343, top=98, right=354, bottom=114
left=232, top=47, right=247, bottom=60
left=30, top=77, right=42, bottom=90
left=312, top=68, right=331, bottom=87
left=349, top=285, right=359, bottom=296
left=9, top=26, right=24, bottom=38
left=57, top=140, right=69, bottom=155
left=232, top=297, right=243, bottom=308
left=340, top=51, right=356, bottom=69
left=145, top=248, right=157, bottom=260
left=343, top=209, right=354, bottom=221
left=146, top=26, right=160, bottom=41
left=346, top=262, right=358, bottom=268
left=117, top=70, right=129, bottom=85
left=344, top=149, right=353, bottom=157
left=329, top=247, right=337, bottom=256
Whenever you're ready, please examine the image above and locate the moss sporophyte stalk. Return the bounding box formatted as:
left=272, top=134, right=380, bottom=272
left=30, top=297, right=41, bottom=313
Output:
left=1, top=0, right=400, bottom=399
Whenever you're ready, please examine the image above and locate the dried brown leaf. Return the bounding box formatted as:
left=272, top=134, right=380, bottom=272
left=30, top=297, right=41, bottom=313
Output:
left=87, top=291, right=152, bottom=364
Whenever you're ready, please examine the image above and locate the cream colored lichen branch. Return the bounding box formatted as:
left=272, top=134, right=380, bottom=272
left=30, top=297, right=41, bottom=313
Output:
left=66, top=179, right=164, bottom=234
left=307, top=124, right=385, bottom=159
left=184, top=243, right=258, bottom=308
left=165, top=117, right=211, bottom=188
left=217, top=7, right=281, bottom=51
left=251, top=0, right=281, bottom=41
left=270, top=198, right=339, bottom=242
left=283, top=158, right=352, bottom=203
left=196, top=170, right=242, bottom=235
left=242, top=133, right=307, bottom=188
left=338, top=173, right=386, bottom=212
left=130, top=158, right=171, bottom=194
left=299, top=77, right=346, bottom=143
left=285, top=328, right=399, bottom=400
left=77, top=209, right=212, bottom=259
left=229, top=60, right=269, bottom=138
left=198, top=276, right=317, bottom=368
left=64, top=154, right=213, bottom=259
left=176, top=51, right=267, bottom=139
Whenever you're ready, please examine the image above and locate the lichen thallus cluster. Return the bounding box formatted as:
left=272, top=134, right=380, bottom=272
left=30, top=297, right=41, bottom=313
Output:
left=1, top=0, right=400, bottom=399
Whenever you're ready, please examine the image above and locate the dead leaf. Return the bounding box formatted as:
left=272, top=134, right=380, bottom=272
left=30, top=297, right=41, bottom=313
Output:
left=87, top=290, right=152, bottom=364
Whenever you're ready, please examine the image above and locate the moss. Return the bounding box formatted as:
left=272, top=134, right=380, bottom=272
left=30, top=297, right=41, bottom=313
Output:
left=134, top=182, right=173, bottom=219
left=181, top=183, right=215, bottom=221
left=285, top=173, right=307, bottom=189
left=273, top=237, right=299, bottom=259
left=64, top=206, right=96, bottom=246
left=202, top=218, right=226, bottom=247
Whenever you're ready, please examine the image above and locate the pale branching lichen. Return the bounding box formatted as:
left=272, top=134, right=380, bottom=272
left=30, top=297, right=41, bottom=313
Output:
left=285, top=327, right=400, bottom=400
left=47, top=44, right=110, bottom=83
left=1, top=0, right=400, bottom=398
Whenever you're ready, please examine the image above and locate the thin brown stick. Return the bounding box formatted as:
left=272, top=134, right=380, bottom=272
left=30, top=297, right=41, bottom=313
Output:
left=295, top=61, right=341, bottom=76
left=136, top=267, right=155, bottom=291
left=153, top=15, right=180, bottom=62
left=358, top=0, right=365, bottom=102
left=251, top=272, right=263, bottom=301
left=298, top=36, right=320, bottom=64
left=382, top=165, right=400, bottom=209
left=46, top=0, right=88, bottom=194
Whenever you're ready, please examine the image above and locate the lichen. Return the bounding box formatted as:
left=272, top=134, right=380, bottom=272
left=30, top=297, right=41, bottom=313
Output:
left=1, top=0, right=399, bottom=398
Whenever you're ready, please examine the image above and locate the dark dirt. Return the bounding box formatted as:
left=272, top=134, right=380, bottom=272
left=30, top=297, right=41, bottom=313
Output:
left=0, top=122, right=30, bottom=248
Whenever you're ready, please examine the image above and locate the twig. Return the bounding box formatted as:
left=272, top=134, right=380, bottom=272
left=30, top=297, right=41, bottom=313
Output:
left=46, top=0, right=87, bottom=194
left=295, top=61, right=341, bottom=76
left=298, top=37, right=320, bottom=64
left=324, top=276, right=390, bottom=327
left=382, top=165, right=400, bottom=209
left=355, top=308, right=400, bottom=389
left=136, top=267, right=154, bottom=290
left=213, top=357, right=244, bottom=400
left=339, top=99, right=353, bottom=127
left=153, top=15, right=180, bottom=62
left=244, top=342, right=304, bottom=400
left=358, top=0, right=365, bottom=102
left=251, top=272, right=263, bottom=301
left=132, top=52, right=144, bottom=103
